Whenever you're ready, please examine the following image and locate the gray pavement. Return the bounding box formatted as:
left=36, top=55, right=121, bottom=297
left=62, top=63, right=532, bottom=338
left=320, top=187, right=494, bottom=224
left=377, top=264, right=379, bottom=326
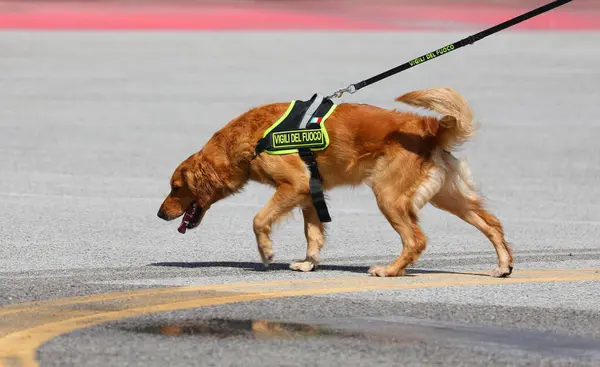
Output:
left=1, top=31, right=600, bottom=366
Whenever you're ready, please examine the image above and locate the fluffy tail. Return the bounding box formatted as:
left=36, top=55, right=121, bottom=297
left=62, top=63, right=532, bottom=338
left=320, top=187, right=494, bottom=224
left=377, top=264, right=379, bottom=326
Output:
left=395, top=87, right=476, bottom=151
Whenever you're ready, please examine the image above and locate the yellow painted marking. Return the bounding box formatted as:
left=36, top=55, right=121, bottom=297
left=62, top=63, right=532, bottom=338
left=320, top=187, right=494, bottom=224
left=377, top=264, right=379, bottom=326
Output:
left=1, top=268, right=595, bottom=317
left=0, top=275, right=383, bottom=317
left=0, top=269, right=598, bottom=367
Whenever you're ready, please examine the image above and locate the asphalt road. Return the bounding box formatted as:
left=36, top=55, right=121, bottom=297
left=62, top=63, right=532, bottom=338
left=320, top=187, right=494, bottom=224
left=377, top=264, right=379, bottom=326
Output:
left=1, top=31, right=600, bottom=366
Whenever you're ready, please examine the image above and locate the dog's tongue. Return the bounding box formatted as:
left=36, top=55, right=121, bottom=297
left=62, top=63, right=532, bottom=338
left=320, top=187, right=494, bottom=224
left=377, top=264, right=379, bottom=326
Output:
left=177, top=206, right=194, bottom=234
left=177, top=219, right=188, bottom=234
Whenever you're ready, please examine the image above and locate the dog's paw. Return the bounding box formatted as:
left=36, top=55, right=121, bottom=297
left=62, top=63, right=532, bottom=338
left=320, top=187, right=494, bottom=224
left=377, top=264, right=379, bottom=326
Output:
left=289, top=261, right=316, bottom=272
left=490, top=265, right=513, bottom=278
left=368, top=265, right=406, bottom=277
left=261, top=252, right=274, bottom=268
left=367, top=265, right=390, bottom=277
left=368, top=265, right=389, bottom=277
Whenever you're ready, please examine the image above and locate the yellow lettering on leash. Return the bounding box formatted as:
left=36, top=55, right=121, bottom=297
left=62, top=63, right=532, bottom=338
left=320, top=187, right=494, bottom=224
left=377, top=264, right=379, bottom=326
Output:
left=415, top=44, right=456, bottom=64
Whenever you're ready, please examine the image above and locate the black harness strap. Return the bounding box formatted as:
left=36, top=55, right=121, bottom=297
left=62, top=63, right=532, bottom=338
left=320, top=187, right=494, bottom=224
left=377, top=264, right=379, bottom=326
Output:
left=298, top=147, right=331, bottom=223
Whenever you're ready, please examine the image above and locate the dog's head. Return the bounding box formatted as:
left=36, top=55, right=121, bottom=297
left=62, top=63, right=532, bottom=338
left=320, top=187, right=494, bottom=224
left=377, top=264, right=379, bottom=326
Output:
left=157, top=151, right=232, bottom=234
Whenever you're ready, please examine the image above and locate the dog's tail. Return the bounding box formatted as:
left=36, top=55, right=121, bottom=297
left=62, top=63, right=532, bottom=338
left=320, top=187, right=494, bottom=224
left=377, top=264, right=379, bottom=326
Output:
left=395, top=87, right=476, bottom=151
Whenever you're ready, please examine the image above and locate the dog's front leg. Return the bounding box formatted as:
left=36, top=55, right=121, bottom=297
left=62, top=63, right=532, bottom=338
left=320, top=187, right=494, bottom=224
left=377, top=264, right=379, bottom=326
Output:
left=253, top=184, right=305, bottom=267
left=290, top=205, right=324, bottom=272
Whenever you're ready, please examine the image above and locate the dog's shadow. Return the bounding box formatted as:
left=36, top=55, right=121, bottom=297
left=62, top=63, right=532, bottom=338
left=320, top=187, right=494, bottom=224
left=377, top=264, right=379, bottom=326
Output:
left=148, top=261, right=487, bottom=277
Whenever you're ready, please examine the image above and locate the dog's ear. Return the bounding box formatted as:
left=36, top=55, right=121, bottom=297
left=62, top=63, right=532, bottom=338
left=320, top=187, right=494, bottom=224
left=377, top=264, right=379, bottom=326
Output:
left=181, top=168, right=196, bottom=191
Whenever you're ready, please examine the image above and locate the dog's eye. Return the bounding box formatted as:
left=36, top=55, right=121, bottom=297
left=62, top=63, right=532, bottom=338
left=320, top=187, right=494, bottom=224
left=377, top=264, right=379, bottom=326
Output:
left=171, top=186, right=180, bottom=193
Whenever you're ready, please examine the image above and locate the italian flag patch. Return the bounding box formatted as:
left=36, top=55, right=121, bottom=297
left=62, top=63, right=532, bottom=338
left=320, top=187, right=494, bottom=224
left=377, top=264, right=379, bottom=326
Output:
left=310, top=117, right=323, bottom=124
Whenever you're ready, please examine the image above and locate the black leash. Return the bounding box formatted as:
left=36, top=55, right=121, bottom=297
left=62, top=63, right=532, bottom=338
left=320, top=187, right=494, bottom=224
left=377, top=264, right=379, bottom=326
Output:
left=328, top=0, right=574, bottom=99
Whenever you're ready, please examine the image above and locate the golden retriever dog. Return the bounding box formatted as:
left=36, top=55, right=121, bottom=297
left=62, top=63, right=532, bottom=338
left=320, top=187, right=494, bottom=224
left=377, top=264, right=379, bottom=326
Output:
left=157, top=87, right=513, bottom=278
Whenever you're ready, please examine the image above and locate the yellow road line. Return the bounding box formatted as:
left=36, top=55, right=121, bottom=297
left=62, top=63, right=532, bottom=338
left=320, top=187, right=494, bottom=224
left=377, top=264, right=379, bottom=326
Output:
left=0, top=270, right=475, bottom=316
left=0, top=270, right=599, bottom=367
left=0, top=276, right=363, bottom=316
left=1, top=268, right=595, bottom=317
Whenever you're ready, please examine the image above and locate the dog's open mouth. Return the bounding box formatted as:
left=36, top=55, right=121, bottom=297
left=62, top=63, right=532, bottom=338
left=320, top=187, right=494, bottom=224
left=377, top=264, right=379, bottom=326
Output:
left=177, top=203, right=203, bottom=234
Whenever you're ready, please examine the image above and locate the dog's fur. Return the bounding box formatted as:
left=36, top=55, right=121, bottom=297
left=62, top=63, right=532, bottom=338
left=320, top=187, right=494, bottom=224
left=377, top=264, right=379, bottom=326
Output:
left=157, top=87, right=514, bottom=277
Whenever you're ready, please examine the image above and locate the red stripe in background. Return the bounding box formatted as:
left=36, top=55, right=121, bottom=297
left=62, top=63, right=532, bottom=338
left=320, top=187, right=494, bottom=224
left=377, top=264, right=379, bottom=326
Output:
left=0, top=3, right=399, bottom=30
left=0, top=1, right=598, bottom=31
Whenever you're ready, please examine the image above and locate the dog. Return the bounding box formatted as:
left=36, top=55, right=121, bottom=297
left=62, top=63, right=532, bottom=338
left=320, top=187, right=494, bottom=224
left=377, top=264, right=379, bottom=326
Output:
left=157, top=87, right=513, bottom=278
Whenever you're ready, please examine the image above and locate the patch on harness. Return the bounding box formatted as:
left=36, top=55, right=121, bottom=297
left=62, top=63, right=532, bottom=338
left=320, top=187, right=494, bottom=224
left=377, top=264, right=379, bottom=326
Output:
left=272, top=129, right=325, bottom=149
left=255, top=93, right=337, bottom=156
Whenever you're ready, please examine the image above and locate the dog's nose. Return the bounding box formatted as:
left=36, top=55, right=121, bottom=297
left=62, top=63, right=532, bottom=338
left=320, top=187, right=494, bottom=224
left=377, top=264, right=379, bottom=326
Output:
left=157, top=209, right=168, bottom=220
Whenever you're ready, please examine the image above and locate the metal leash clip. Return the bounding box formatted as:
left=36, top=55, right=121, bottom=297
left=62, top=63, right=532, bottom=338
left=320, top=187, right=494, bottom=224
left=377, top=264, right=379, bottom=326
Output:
left=327, top=84, right=357, bottom=99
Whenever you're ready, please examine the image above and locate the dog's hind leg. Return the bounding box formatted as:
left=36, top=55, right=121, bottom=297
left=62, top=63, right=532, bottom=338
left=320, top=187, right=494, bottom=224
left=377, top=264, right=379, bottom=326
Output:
left=368, top=196, right=427, bottom=277
left=367, top=156, right=438, bottom=277
left=290, top=205, right=325, bottom=272
left=430, top=153, right=514, bottom=277
left=253, top=184, right=307, bottom=267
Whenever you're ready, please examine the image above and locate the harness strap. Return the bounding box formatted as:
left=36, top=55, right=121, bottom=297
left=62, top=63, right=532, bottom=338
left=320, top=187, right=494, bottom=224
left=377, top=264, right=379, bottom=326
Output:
left=298, top=147, right=331, bottom=223
left=298, top=94, right=324, bottom=129
left=254, top=138, right=268, bottom=158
